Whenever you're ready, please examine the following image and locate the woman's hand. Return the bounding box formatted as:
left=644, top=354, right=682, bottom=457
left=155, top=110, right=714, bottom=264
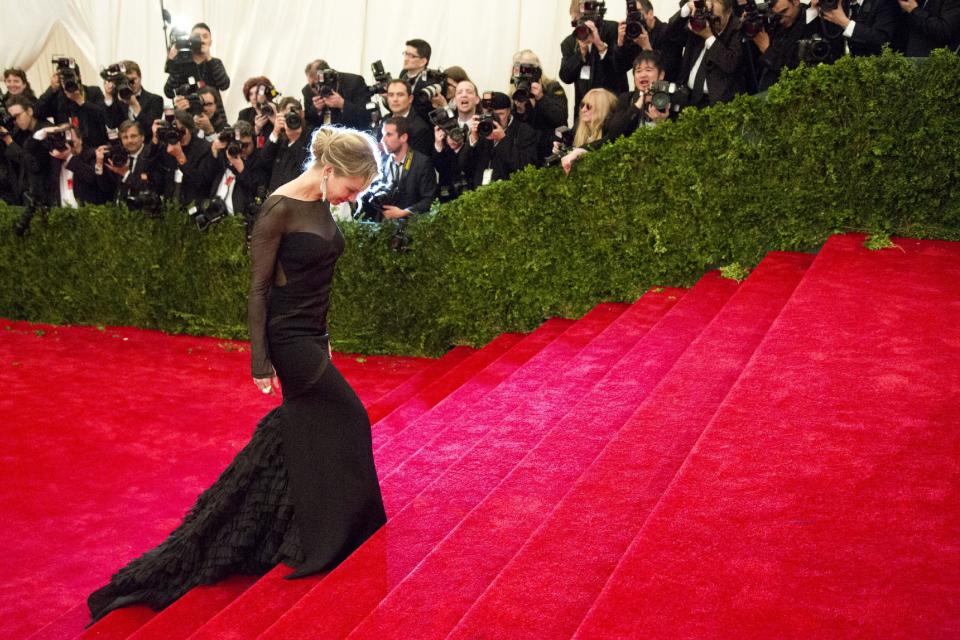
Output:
left=253, top=372, right=280, bottom=395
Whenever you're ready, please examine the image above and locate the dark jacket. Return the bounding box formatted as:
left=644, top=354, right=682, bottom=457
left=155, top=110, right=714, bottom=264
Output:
left=621, top=18, right=684, bottom=83
left=461, top=116, right=539, bottom=189
left=152, top=135, right=216, bottom=204
left=45, top=147, right=110, bottom=206
left=104, top=88, right=164, bottom=133
left=757, top=6, right=844, bottom=92
left=302, top=72, right=373, bottom=130
left=361, top=149, right=437, bottom=222
left=208, top=148, right=268, bottom=215
left=163, top=57, right=230, bottom=98
left=35, top=85, right=109, bottom=147
left=560, top=20, right=630, bottom=110
left=903, top=0, right=960, bottom=56
left=512, top=80, right=569, bottom=164
left=97, top=143, right=161, bottom=202
left=660, top=12, right=746, bottom=106
left=262, top=128, right=313, bottom=193
left=1, top=126, right=44, bottom=203
left=387, top=111, right=434, bottom=158
left=843, top=0, right=901, bottom=56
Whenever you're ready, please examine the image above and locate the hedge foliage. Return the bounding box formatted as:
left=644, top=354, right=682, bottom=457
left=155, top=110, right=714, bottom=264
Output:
left=2, top=50, right=958, bottom=356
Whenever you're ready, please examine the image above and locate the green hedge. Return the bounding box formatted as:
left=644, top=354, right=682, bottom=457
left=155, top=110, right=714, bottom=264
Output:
left=2, top=50, right=958, bottom=356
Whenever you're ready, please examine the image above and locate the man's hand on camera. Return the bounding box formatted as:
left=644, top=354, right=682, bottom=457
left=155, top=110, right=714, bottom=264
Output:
left=310, top=94, right=325, bottom=111
left=323, top=91, right=345, bottom=110
left=647, top=103, right=669, bottom=123
left=210, top=136, right=226, bottom=156
left=0, top=127, right=11, bottom=144
left=275, top=113, right=287, bottom=134
left=433, top=126, right=446, bottom=152
left=95, top=144, right=108, bottom=166
left=194, top=113, right=213, bottom=134
left=530, top=82, right=544, bottom=102
left=127, top=93, right=140, bottom=111
left=381, top=205, right=411, bottom=220
left=617, top=21, right=627, bottom=47
left=254, top=113, right=269, bottom=134
left=228, top=155, right=245, bottom=173
left=167, top=45, right=178, bottom=61
left=821, top=4, right=850, bottom=25
left=637, top=27, right=653, bottom=50
left=167, top=141, right=186, bottom=165
left=49, top=146, right=71, bottom=161
left=752, top=29, right=771, bottom=52
left=897, top=0, right=917, bottom=11
left=173, top=95, right=190, bottom=112
left=49, top=72, right=61, bottom=91
left=587, top=20, right=606, bottom=52
left=151, top=119, right=162, bottom=145
left=486, top=120, right=506, bottom=142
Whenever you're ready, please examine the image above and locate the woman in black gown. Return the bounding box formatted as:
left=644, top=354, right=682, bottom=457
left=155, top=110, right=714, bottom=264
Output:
left=88, top=126, right=386, bottom=622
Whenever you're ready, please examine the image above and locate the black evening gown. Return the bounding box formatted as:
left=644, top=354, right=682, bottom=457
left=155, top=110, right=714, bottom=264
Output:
left=88, top=195, right=387, bottom=622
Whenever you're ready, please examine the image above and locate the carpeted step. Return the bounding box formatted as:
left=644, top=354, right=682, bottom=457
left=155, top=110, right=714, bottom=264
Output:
left=573, top=234, right=960, bottom=639
left=75, top=606, right=155, bottom=639
left=251, top=286, right=692, bottom=638
left=341, top=272, right=738, bottom=639
left=185, top=302, right=640, bottom=640
left=364, top=345, right=475, bottom=424
left=448, top=251, right=813, bottom=639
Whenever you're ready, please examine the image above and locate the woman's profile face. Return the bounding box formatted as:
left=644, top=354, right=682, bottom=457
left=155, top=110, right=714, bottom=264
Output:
left=326, top=172, right=371, bottom=205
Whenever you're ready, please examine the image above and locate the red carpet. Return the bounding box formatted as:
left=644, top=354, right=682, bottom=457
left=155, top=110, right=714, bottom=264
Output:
left=8, top=234, right=959, bottom=639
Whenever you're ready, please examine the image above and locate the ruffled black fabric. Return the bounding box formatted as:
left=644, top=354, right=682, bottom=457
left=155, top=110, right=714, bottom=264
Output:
left=87, top=408, right=303, bottom=623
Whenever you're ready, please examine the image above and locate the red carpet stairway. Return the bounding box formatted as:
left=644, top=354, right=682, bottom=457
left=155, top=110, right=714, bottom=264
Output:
left=27, top=234, right=960, bottom=639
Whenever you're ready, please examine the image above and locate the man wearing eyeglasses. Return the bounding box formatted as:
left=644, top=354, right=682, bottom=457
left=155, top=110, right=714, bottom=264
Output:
left=94, top=119, right=159, bottom=203
left=399, top=39, right=439, bottom=121
left=103, top=61, right=164, bottom=136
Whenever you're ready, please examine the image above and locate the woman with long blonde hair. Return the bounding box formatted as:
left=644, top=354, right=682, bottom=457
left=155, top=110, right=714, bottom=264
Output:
left=558, top=88, right=618, bottom=173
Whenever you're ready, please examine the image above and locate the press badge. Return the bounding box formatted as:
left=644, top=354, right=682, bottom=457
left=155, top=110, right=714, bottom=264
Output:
left=579, top=66, right=591, bottom=81
left=482, top=168, right=493, bottom=186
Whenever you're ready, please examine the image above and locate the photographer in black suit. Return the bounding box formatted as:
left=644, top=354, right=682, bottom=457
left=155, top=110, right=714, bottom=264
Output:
left=1, top=95, right=44, bottom=203
left=383, top=79, right=434, bottom=157
left=359, top=116, right=437, bottom=222
left=399, top=39, right=443, bottom=120
left=102, top=61, right=163, bottom=134
left=660, top=0, right=746, bottom=107
left=509, top=50, right=569, bottom=164
left=615, top=0, right=684, bottom=82
left=819, top=0, right=900, bottom=56
left=301, top=59, right=372, bottom=130
left=607, top=50, right=672, bottom=140
left=896, top=0, right=960, bottom=55
left=208, top=120, right=266, bottom=217
left=163, top=23, right=230, bottom=98
left=461, top=91, right=539, bottom=189
left=35, top=123, right=109, bottom=206
left=36, top=58, right=109, bottom=148
left=150, top=109, right=215, bottom=204
left=262, top=97, right=312, bottom=193
left=560, top=1, right=629, bottom=112
left=95, top=119, right=159, bottom=203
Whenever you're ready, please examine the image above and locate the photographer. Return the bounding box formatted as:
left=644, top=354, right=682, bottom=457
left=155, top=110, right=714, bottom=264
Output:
left=429, top=80, right=478, bottom=201
left=561, top=1, right=629, bottom=112
left=150, top=109, right=215, bottom=204
left=660, top=0, right=746, bottom=108
left=163, top=22, right=230, bottom=99
left=4, top=68, right=37, bottom=102
left=262, top=97, right=312, bottom=193
left=34, top=124, right=109, bottom=206
left=94, top=119, right=158, bottom=203
left=359, top=116, right=437, bottom=222
left=818, top=0, right=899, bottom=56
left=301, top=59, right=372, bottom=130
left=508, top=50, right=569, bottom=164
left=179, top=86, right=228, bottom=137
left=36, top=58, right=109, bottom=148
left=555, top=88, right=619, bottom=174
left=897, top=0, right=960, bottom=56
left=751, top=0, right=844, bottom=92
left=461, top=91, right=539, bottom=188
left=399, top=39, right=445, bottom=120
left=607, top=51, right=672, bottom=140
left=102, top=61, right=164, bottom=134
left=615, top=1, right=683, bottom=82
left=1, top=95, right=44, bottom=203
left=208, top=120, right=266, bottom=216
left=383, top=79, right=434, bottom=157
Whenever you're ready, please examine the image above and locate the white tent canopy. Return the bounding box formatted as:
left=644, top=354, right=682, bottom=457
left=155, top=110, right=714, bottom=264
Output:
left=3, top=0, right=676, bottom=124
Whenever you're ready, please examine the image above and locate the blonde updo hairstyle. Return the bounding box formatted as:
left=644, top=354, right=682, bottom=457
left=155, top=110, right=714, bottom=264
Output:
left=307, top=126, right=381, bottom=185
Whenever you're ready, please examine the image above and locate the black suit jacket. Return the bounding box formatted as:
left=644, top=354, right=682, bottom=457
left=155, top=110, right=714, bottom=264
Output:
left=152, top=135, right=216, bottom=204
left=662, top=13, right=746, bottom=106
left=97, top=143, right=162, bottom=202
left=45, top=148, right=109, bottom=206
left=362, top=149, right=437, bottom=222
left=461, top=117, right=539, bottom=189
left=302, top=72, right=372, bottom=130
left=757, top=6, right=844, bottom=92
left=164, top=57, right=230, bottom=98
left=262, top=128, right=313, bottom=193
left=387, top=112, right=434, bottom=158
left=208, top=149, right=267, bottom=215
left=903, top=0, right=960, bottom=56
left=36, top=85, right=109, bottom=147
left=843, top=0, right=901, bottom=56
left=105, top=89, right=164, bottom=133
left=560, top=20, right=629, bottom=110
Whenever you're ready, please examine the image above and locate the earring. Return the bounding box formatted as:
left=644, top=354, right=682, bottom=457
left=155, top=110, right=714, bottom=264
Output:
left=320, top=175, right=328, bottom=201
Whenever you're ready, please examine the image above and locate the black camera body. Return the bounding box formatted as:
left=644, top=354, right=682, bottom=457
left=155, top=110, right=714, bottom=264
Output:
left=418, top=68, right=448, bottom=103
left=170, top=30, right=203, bottom=65
left=544, top=125, right=574, bottom=167
left=157, top=122, right=185, bottom=145
left=368, top=60, right=393, bottom=95
left=190, top=196, right=229, bottom=231
left=388, top=218, right=412, bottom=253
left=175, top=80, right=203, bottom=115
left=100, top=63, right=134, bottom=101
left=218, top=127, right=244, bottom=157
left=104, top=128, right=130, bottom=166
left=282, top=109, right=303, bottom=131
left=511, top=64, right=543, bottom=103
left=798, top=34, right=832, bottom=63
left=52, top=56, right=81, bottom=93
left=428, top=107, right=467, bottom=144
left=359, top=182, right=400, bottom=221
left=572, top=1, right=607, bottom=40
left=312, top=69, right=339, bottom=98
left=126, top=186, right=162, bottom=216
left=476, top=113, right=499, bottom=138
left=625, top=0, right=646, bottom=40
left=44, top=129, right=71, bottom=152
left=689, top=0, right=711, bottom=32
left=820, top=0, right=840, bottom=10
left=645, top=80, right=691, bottom=115
left=739, top=0, right=781, bottom=38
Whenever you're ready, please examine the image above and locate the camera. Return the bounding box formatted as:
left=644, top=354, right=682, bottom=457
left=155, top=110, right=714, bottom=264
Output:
left=44, top=129, right=71, bottom=152
left=125, top=186, right=162, bottom=217
left=174, top=79, right=202, bottom=115
left=645, top=80, right=691, bottom=114
left=819, top=0, right=840, bottom=10
left=104, top=128, right=129, bottom=166
left=511, top=63, right=543, bottom=103
left=544, top=126, right=574, bottom=167
left=625, top=0, right=645, bottom=40
left=156, top=115, right=185, bottom=145
left=218, top=127, right=244, bottom=156
left=366, top=99, right=382, bottom=130
left=368, top=59, right=393, bottom=95
left=388, top=218, right=411, bottom=253
left=189, top=196, right=229, bottom=231
left=572, top=1, right=607, bottom=40
left=739, top=0, right=781, bottom=38
left=12, top=191, right=47, bottom=237
left=359, top=181, right=400, bottom=221
left=689, top=0, right=711, bottom=32
left=281, top=109, right=303, bottom=131
left=428, top=106, right=467, bottom=144
left=798, top=34, right=832, bottom=63
left=476, top=113, right=499, bottom=138
left=100, top=63, right=134, bottom=101
left=312, top=68, right=339, bottom=98
left=418, top=68, right=448, bottom=103
left=438, top=177, right=469, bottom=203
left=169, top=29, right=203, bottom=64
left=52, top=56, right=81, bottom=93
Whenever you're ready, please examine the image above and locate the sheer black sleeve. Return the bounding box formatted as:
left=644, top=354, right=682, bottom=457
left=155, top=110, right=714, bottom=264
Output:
left=247, top=197, right=286, bottom=378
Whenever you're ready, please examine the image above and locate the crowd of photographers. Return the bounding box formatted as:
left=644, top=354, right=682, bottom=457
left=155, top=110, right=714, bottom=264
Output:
left=1, top=1, right=957, bottom=236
